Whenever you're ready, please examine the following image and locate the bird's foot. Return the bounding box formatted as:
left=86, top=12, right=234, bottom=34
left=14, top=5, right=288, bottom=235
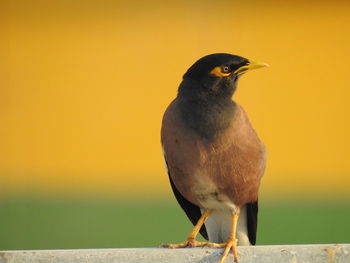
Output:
left=205, top=242, right=226, bottom=248
left=218, top=237, right=238, bottom=263
left=162, top=238, right=216, bottom=248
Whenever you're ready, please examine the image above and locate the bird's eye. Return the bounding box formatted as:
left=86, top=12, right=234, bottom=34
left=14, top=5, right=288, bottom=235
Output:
left=210, top=65, right=231, bottom=77
left=222, top=66, right=230, bottom=73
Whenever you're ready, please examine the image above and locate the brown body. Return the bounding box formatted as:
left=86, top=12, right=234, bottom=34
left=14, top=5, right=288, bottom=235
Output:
left=161, top=99, right=266, bottom=209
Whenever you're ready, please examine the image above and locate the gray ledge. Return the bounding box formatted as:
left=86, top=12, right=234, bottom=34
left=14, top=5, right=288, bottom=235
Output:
left=1, top=244, right=349, bottom=263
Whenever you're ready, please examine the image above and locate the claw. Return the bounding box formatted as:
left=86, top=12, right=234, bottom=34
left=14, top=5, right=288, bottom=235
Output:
left=162, top=239, right=222, bottom=248
left=218, top=238, right=238, bottom=263
left=161, top=210, right=212, bottom=249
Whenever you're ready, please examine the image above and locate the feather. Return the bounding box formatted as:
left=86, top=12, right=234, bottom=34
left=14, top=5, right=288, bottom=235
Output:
left=164, top=154, right=209, bottom=240
left=246, top=201, right=258, bottom=245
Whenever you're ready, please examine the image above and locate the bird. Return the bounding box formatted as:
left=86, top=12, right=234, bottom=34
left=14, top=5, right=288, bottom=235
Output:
left=161, top=53, right=268, bottom=263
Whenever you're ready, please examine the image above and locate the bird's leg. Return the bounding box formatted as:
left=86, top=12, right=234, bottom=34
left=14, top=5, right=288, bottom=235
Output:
left=218, top=207, right=240, bottom=263
left=162, top=209, right=212, bottom=248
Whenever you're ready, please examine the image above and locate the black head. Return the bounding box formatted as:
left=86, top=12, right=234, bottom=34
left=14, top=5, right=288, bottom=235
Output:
left=184, top=53, right=248, bottom=80
left=177, top=53, right=268, bottom=141
left=180, top=53, right=268, bottom=97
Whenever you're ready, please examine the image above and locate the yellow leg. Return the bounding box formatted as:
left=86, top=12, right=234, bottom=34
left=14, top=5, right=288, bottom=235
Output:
left=162, top=210, right=213, bottom=248
left=218, top=208, right=240, bottom=263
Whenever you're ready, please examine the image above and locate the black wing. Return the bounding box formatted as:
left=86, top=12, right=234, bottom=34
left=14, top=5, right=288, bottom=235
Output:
left=246, top=201, right=258, bottom=245
left=168, top=175, right=208, bottom=240
left=164, top=157, right=208, bottom=240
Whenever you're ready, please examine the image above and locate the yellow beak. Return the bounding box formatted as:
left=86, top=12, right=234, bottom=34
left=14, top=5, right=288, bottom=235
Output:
left=234, top=60, right=269, bottom=75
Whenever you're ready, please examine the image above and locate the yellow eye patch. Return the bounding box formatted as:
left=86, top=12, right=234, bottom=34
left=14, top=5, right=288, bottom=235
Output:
left=210, top=66, right=231, bottom=77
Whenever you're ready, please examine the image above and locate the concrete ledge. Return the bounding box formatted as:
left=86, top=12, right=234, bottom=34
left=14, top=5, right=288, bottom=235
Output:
left=0, top=244, right=349, bottom=263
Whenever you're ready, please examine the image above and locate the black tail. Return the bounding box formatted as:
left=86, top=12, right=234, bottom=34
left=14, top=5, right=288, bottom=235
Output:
left=246, top=201, right=258, bottom=245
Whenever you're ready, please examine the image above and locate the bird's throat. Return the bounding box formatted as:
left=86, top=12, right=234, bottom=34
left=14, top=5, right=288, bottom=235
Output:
left=178, top=95, right=236, bottom=141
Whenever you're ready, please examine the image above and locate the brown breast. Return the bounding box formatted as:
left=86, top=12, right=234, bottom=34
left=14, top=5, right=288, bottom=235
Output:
left=161, top=99, right=266, bottom=208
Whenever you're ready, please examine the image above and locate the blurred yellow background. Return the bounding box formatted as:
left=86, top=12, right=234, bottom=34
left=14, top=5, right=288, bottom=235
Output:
left=2, top=0, right=350, bottom=200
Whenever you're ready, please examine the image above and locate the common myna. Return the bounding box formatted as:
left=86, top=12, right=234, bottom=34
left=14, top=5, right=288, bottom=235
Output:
left=161, top=53, right=268, bottom=263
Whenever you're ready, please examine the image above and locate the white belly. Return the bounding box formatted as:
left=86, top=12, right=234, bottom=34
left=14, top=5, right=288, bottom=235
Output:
left=203, top=205, right=251, bottom=245
left=192, top=173, right=238, bottom=211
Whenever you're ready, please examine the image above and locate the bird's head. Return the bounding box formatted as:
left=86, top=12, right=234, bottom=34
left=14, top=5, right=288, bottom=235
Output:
left=180, top=53, right=268, bottom=97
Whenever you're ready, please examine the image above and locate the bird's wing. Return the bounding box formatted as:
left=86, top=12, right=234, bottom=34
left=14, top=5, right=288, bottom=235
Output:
left=246, top=201, right=258, bottom=245
left=163, top=154, right=209, bottom=240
